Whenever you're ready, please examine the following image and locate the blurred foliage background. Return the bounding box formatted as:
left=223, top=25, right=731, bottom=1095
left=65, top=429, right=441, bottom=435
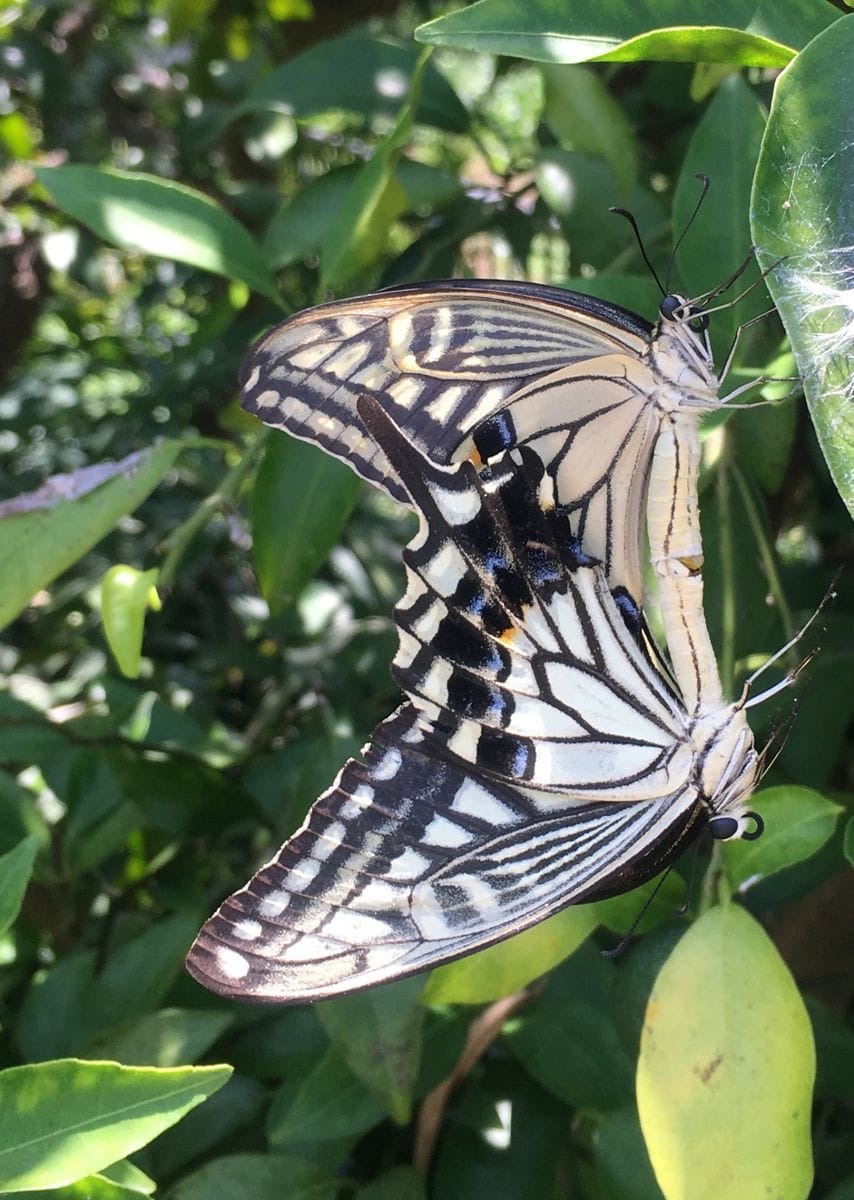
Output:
left=0, top=2, right=853, bottom=1198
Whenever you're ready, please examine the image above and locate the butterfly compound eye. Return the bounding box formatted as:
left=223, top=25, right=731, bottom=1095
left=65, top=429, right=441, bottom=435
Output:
left=659, top=294, right=682, bottom=320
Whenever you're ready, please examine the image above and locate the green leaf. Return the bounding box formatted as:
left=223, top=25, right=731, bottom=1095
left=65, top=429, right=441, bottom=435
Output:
left=415, top=0, right=838, bottom=66
left=232, top=34, right=467, bottom=132
left=355, top=1166, right=426, bottom=1200
left=505, top=942, right=633, bottom=1110
left=0, top=443, right=180, bottom=633
left=0, top=1059, right=231, bottom=1192
left=34, top=166, right=280, bottom=303
left=169, top=1153, right=336, bottom=1200
left=250, top=435, right=362, bottom=613
left=316, top=975, right=424, bottom=1125
left=100, top=566, right=161, bottom=679
left=146, top=1076, right=267, bottom=1179
left=673, top=74, right=768, bottom=361
left=85, top=1009, right=234, bottom=1068
left=267, top=1047, right=387, bottom=1145
left=751, top=17, right=854, bottom=519
left=724, top=785, right=842, bottom=892
left=592, top=872, right=687, bottom=938
left=423, top=906, right=596, bottom=1005
left=844, top=817, right=854, bottom=868
left=541, top=64, right=638, bottom=201
left=263, top=162, right=461, bottom=271
left=578, top=1107, right=664, bottom=1200
left=1, top=1159, right=155, bottom=1200
left=0, top=835, right=39, bottom=937
left=320, top=49, right=430, bottom=288
left=637, top=904, right=814, bottom=1200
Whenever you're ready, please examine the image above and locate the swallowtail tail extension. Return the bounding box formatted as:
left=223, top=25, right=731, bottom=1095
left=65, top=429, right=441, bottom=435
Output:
left=185, top=399, right=763, bottom=1003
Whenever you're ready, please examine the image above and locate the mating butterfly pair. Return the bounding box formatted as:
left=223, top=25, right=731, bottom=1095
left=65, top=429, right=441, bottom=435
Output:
left=187, top=279, right=770, bottom=1003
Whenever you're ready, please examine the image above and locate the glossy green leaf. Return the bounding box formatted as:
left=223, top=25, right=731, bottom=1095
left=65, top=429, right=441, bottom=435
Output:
left=0, top=834, right=39, bottom=938
left=267, top=1048, right=387, bottom=1145
left=101, top=565, right=160, bottom=679
left=85, top=1009, right=234, bottom=1068
left=0, top=443, right=180, bottom=633
left=232, top=35, right=467, bottom=132
left=0, top=1060, right=231, bottom=1191
left=673, top=75, right=767, bottom=360
left=321, top=50, right=429, bottom=289
left=168, top=1153, right=336, bottom=1200
left=844, top=817, right=854, bottom=868
left=423, top=906, right=596, bottom=1005
left=1, top=1159, right=155, bottom=1200
left=250, top=435, right=361, bottom=613
left=637, top=904, right=815, bottom=1200
left=35, top=166, right=279, bottom=302
left=751, top=17, right=854, bottom=519
left=416, top=0, right=838, bottom=66
left=724, top=786, right=842, bottom=892
left=264, top=162, right=460, bottom=271
left=541, top=64, right=638, bottom=201
left=316, top=975, right=424, bottom=1125
left=1, top=1174, right=144, bottom=1200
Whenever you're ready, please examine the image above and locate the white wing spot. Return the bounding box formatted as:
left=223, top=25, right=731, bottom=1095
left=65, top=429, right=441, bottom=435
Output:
left=258, top=889, right=291, bottom=918
left=215, top=946, right=250, bottom=979
left=372, top=746, right=403, bottom=781
left=231, top=918, right=263, bottom=941
left=429, top=483, right=481, bottom=526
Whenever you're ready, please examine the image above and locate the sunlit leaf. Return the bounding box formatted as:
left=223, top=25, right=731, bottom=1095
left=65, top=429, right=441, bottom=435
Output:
left=637, top=904, right=814, bottom=1200
left=0, top=1060, right=231, bottom=1192
left=751, top=17, right=854, bottom=518
left=424, top=906, right=596, bottom=1005
left=416, top=0, right=839, bottom=66
left=34, top=166, right=280, bottom=303
left=0, top=444, right=180, bottom=633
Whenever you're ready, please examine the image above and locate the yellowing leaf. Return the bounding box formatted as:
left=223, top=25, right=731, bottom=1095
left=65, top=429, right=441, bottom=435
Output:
left=637, top=904, right=814, bottom=1200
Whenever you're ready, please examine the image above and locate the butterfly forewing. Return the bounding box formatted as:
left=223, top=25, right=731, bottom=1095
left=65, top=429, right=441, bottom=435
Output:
left=186, top=400, right=712, bottom=1003
left=241, top=281, right=658, bottom=604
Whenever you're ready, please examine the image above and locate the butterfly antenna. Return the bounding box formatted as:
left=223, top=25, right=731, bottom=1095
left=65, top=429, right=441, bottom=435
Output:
left=757, top=696, right=802, bottom=779
left=609, top=206, right=665, bottom=295
left=664, top=173, right=711, bottom=292
left=742, top=575, right=839, bottom=708
left=601, top=867, right=678, bottom=958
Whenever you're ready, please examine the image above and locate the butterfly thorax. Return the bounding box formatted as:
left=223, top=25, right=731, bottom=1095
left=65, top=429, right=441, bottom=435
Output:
left=648, top=295, right=721, bottom=414
left=690, top=702, right=760, bottom=837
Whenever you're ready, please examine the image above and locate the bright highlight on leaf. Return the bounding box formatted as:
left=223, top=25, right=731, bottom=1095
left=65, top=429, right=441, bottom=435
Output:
left=637, top=905, right=815, bottom=1200
left=0, top=1059, right=232, bottom=1192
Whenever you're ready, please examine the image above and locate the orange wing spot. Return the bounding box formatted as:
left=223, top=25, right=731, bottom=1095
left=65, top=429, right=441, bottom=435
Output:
left=498, top=626, right=519, bottom=645
left=468, top=446, right=483, bottom=467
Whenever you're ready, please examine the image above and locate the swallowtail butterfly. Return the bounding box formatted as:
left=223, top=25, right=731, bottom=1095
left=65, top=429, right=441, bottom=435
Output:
left=239, top=280, right=758, bottom=714
left=186, top=398, right=763, bottom=1004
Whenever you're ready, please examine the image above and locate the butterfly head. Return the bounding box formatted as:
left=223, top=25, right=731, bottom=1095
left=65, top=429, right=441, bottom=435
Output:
left=693, top=703, right=763, bottom=842
left=651, top=292, right=719, bottom=410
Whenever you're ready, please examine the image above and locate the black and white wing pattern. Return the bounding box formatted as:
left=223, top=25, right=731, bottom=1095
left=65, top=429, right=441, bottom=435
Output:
left=186, top=399, right=760, bottom=1004
left=241, top=281, right=664, bottom=608
left=240, top=279, right=731, bottom=711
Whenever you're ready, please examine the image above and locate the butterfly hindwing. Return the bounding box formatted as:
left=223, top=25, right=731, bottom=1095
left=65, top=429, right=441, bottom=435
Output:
left=186, top=400, right=708, bottom=1003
